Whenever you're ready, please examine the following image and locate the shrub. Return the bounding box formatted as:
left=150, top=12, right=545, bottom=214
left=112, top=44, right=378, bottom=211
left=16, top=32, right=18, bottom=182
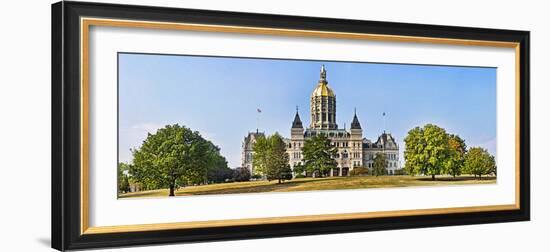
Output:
left=281, top=170, right=293, bottom=181
left=251, top=174, right=263, bottom=180
left=350, top=167, right=369, bottom=176
left=232, top=167, right=251, bottom=182
left=394, top=169, right=407, bottom=175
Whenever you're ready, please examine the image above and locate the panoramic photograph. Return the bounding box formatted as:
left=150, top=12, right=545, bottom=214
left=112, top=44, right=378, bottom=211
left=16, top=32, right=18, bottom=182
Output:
left=117, top=53, right=497, bottom=199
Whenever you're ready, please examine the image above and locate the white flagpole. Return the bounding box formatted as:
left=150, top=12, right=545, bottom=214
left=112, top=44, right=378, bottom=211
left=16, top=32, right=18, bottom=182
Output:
left=383, top=112, right=386, bottom=133
left=256, top=108, right=261, bottom=133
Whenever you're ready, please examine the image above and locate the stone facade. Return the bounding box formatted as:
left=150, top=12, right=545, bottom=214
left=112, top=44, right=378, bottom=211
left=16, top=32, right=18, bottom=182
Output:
left=241, top=131, right=265, bottom=175
left=362, top=133, right=400, bottom=175
left=242, top=65, right=400, bottom=176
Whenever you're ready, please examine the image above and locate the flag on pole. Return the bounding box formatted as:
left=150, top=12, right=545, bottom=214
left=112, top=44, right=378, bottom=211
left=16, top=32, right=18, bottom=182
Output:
left=382, top=112, right=388, bottom=133
left=257, top=108, right=262, bottom=113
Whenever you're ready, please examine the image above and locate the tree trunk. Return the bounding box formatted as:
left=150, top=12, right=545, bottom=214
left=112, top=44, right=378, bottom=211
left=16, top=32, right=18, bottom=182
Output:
left=169, top=184, right=175, bottom=196
left=278, top=178, right=282, bottom=184
left=432, top=174, right=435, bottom=181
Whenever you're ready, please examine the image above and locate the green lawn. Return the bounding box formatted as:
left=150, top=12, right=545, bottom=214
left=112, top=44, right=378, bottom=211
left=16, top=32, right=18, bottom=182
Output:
left=118, top=175, right=496, bottom=199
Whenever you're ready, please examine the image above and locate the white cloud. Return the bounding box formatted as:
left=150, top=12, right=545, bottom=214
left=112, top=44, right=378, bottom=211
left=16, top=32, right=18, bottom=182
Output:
left=129, top=122, right=165, bottom=134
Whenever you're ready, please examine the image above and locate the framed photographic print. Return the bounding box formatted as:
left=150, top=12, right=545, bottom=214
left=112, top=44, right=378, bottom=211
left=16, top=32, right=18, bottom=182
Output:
left=51, top=1, right=530, bottom=250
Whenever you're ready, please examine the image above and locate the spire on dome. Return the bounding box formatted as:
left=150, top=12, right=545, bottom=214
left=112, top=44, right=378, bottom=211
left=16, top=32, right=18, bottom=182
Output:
left=320, top=64, right=327, bottom=83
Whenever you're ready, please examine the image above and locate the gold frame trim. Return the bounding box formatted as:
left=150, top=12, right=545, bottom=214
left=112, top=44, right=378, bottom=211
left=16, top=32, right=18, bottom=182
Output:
left=80, top=17, right=521, bottom=235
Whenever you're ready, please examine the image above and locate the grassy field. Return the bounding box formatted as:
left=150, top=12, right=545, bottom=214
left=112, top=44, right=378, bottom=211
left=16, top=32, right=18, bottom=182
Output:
left=119, top=175, right=496, bottom=199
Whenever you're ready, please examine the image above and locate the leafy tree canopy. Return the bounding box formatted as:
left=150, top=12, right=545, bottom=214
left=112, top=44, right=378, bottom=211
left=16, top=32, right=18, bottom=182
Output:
left=302, top=134, right=337, bottom=177
left=444, top=134, right=467, bottom=177
left=130, top=124, right=227, bottom=196
left=464, top=147, right=495, bottom=178
left=253, top=133, right=292, bottom=183
left=372, top=153, right=387, bottom=176
left=404, top=124, right=450, bottom=180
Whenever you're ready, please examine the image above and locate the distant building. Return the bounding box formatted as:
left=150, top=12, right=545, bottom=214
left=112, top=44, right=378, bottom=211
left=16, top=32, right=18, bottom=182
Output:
left=242, top=65, right=400, bottom=176
left=363, top=132, right=400, bottom=175
left=241, top=131, right=265, bottom=174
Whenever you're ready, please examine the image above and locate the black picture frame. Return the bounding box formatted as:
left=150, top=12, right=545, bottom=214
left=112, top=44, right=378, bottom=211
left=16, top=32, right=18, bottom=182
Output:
left=52, top=1, right=530, bottom=251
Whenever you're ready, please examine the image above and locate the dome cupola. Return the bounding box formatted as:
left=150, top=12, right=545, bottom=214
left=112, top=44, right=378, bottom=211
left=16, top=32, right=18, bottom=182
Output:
left=310, top=65, right=337, bottom=129
left=311, top=65, right=335, bottom=97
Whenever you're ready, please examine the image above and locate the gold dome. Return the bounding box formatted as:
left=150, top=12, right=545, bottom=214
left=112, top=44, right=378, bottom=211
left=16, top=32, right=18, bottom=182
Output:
left=312, top=82, right=335, bottom=97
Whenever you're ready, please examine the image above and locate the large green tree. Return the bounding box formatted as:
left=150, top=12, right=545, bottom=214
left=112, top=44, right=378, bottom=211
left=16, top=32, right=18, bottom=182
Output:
left=444, top=134, right=467, bottom=177
left=252, top=135, right=270, bottom=176
left=130, top=124, right=226, bottom=196
left=372, top=153, right=387, bottom=176
left=253, top=133, right=292, bottom=183
left=266, top=134, right=292, bottom=183
left=404, top=124, right=450, bottom=180
left=302, top=134, right=337, bottom=177
left=464, top=147, right=496, bottom=179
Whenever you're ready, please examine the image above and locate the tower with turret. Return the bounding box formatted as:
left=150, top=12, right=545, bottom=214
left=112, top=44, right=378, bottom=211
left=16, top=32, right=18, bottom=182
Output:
left=289, top=107, right=305, bottom=169
left=289, top=65, right=367, bottom=176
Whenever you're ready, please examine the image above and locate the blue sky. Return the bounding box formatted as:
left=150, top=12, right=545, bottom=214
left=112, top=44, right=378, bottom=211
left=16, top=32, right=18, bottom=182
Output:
left=118, top=53, right=496, bottom=168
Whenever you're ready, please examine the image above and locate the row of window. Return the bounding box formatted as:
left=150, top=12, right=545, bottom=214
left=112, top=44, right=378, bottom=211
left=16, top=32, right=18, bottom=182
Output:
left=364, top=161, right=399, bottom=168
left=251, top=149, right=394, bottom=158
left=306, top=131, right=351, bottom=138
left=248, top=150, right=396, bottom=166
left=331, top=142, right=361, bottom=148
left=332, top=142, right=349, bottom=148
left=332, top=152, right=349, bottom=159
left=364, top=153, right=398, bottom=160
left=289, top=151, right=359, bottom=160
left=289, top=142, right=302, bottom=149
left=312, top=113, right=335, bottom=122
left=311, top=104, right=335, bottom=110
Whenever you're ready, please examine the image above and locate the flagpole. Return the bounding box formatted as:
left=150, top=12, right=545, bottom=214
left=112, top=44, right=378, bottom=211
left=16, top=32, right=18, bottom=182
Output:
left=383, top=112, right=386, bottom=133
left=256, top=108, right=261, bottom=133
